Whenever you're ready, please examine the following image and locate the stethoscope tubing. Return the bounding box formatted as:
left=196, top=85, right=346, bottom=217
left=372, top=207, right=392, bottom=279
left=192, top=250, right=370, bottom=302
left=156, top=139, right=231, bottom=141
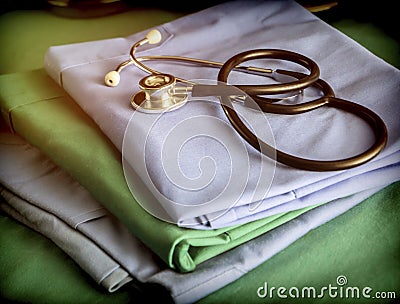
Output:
left=217, top=57, right=388, bottom=171
left=106, top=33, right=388, bottom=172
left=134, top=49, right=320, bottom=95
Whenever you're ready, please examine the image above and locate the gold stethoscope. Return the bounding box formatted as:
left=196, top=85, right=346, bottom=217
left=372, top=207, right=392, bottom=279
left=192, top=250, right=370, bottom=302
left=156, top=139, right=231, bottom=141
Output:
left=104, top=29, right=387, bottom=172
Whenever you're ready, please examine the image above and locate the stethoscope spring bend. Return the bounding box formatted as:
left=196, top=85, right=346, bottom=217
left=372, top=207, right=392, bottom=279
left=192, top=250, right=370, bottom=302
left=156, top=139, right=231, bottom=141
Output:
left=104, top=29, right=387, bottom=172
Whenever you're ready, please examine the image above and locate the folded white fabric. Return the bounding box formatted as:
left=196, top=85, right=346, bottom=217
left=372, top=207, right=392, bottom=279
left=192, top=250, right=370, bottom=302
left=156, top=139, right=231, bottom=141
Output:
left=0, top=132, right=391, bottom=303
left=44, top=0, right=400, bottom=228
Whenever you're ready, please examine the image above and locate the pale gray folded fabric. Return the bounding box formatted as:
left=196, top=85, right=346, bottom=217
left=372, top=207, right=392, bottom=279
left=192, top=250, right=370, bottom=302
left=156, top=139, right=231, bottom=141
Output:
left=0, top=132, right=164, bottom=284
left=0, top=132, right=392, bottom=303
left=44, top=0, right=400, bottom=228
left=0, top=187, right=133, bottom=293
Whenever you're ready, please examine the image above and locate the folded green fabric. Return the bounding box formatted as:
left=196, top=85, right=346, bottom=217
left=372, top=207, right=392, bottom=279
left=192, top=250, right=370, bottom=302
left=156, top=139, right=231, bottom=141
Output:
left=0, top=69, right=319, bottom=272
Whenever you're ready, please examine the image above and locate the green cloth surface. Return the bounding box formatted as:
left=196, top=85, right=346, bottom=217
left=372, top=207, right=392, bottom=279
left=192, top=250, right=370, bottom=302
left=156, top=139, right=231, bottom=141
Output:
left=331, top=19, right=400, bottom=69
left=0, top=8, right=185, bottom=74
left=1, top=6, right=399, bottom=304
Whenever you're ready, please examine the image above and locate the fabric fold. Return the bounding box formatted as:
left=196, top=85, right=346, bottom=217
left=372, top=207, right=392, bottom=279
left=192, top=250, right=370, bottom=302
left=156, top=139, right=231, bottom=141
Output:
left=0, top=187, right=133, bottom=293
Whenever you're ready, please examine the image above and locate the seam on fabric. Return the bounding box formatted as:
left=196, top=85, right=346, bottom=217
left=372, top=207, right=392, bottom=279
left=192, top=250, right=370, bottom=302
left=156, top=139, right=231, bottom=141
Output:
left=98, top=265, right=121, bottom=285
left=222, top=231, right=233, bottom=241
left=5, top=96, right=64, bottom=132
left=59, top=70, right=63, bottom=88
left=72, top=207, right=109, bottom=228
left=58, top=54, right=128, bottom=85
left=7, top=96, right=65, bottom=115
left=232, top=263, right=251, bottom=274
left=5, top=110, right=16, bottom=133
left=9, top=163, right=59, bottom=186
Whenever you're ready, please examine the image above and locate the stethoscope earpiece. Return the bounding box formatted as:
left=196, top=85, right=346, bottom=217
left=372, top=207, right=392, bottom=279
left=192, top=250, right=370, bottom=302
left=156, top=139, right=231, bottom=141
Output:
left=104, top=29, right=163, bottom=87
left=104, top=70, right=120, bottom=87
left=145, top=29, right=162, bottom=45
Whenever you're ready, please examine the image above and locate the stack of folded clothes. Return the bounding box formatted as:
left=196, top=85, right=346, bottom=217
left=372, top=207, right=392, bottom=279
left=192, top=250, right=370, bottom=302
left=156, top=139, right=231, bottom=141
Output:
left=1, top=1, right=399, bottom=303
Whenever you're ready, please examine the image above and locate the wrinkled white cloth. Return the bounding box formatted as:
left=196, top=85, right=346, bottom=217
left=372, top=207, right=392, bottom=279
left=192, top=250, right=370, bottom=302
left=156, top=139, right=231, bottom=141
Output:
left=44, top=0, right=400, bottom=228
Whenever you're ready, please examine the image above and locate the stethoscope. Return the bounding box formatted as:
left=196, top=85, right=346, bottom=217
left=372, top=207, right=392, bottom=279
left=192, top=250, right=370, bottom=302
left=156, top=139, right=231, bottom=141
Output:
left=104, top=29, right=388, bottom=172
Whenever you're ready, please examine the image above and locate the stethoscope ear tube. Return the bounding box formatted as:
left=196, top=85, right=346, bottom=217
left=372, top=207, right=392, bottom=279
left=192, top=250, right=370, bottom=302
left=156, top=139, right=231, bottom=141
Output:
left=250, top=70, right=334, bottom=114
left=218, top=49, right=320, bottom=95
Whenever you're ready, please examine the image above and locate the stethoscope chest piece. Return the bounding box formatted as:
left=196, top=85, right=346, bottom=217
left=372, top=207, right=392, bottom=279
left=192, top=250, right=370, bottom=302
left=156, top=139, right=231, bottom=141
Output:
left=131, top=73, right=188, bottom=113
